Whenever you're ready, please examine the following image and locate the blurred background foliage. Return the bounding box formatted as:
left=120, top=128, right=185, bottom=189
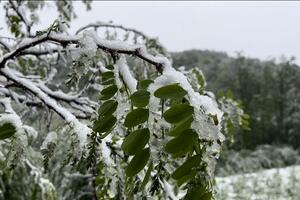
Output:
left=172, top=50, right=300, bottom=175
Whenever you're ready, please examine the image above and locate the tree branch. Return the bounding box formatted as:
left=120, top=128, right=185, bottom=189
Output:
left=0, top=32, right=166, bottom=72
left=76, top=21, right=148, bottom=39
left=0, top=66, right=90, bottom=149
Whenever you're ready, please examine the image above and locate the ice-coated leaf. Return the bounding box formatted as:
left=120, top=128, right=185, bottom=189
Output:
left=154, top=83, right=187, bottom=99
left=121, top=128, right=150, bottom=155
left=164, top=129, right=198, bottom=157
left=130, top=90, right=150, bottom=107
left=0, top=123, right=16, bottom=140
left=167, top=115, right=193, bottom=137
left=93, top=115, right=116, bottom=134
left=99, top=84, right=118, bottom=100
left=98, top=100, right=118, bottom=117
left=184, top=186, right=212, bottom=200
left=176, top=170, right=197, bottom=187
left=138, top=79, right=154, bottom=90
left=101, top=71, right=114, bottom=81
left=125, top=148, right=150, bottom=177
left=163, top=104, right=194, bottom=124
left=172, top=154, right=202, bottom=180
left=124, top=108, right=149, bottom=128
left=106, top=64, right=114, bottom=70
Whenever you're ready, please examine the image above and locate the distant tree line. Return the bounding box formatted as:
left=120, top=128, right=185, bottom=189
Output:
left=173, top=50, right=300, bottom=149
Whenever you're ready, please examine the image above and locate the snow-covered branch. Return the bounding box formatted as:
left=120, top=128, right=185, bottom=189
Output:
left=0, top=31, right=168, bottom=72
left=0, top=67, right=90, bottom=150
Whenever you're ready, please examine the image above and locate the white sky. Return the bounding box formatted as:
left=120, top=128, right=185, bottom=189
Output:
left=1, top=1, right=300, bottom=62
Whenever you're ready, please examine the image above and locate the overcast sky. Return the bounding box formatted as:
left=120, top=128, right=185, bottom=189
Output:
left=1, top=1, right=300, bottom=62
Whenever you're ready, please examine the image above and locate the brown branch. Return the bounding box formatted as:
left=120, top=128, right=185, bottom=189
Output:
left=76, top=21, right=148, bottom=39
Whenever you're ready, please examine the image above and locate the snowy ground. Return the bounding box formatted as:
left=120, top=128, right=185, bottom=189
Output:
left=215, top=165, right=300, bottom=200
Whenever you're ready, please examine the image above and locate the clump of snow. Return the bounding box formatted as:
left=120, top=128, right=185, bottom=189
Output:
left=41, top=131, right=57, bottom=150
left=79, top=31, right=97, bottom=58
left=100, top=135, right=113, bottom=166
left=115, top=56, right=138, bottom=93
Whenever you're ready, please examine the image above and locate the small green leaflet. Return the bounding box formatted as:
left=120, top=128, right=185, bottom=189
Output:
left=121, top=128, right=150, bottom=155
left=172, top=154, right=202, bottom=180
left=101, top=71, right=114, bottom=81
left=99, top=85, right=118, bottom=100
left=163, top=103, right=194, bottom=124
left=0, top=123, right=16, bottom=140
left=164, top=129, right=198, bottom=157
left=167, top=115, right=193, bottom=137
left=176, top=170, right=197, bottom=187
left=154, top=83, right=187, bottom=99
left=184, top=186, right=213, bottom=200
left=124, top=108, right=149, bottom=128
left=93, top=115, right=116, bottom=135
left=106, top=64, right=114, bottom=70
left=138, top=79, right=154, bottom=90
left=125, top=148, right=150, bottom=177
left=98, top=100, right=118, bottom=117
left=130, top=90, right=150, bottom=108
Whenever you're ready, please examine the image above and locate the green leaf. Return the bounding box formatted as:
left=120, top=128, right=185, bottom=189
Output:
left=101, top=71, right=114, bottom=81
left=163, top=104, right=194, bottom=124
left=125, top=148, right=150, bottom=177
left=184, top=186, right=212, bottom=200
left=130, top=90, right=150, bottom=107
left=176, top=170, right=197, bottom=187
left=98, top=100, right=118, bottom=117
left=164, top=129, right=197, bottom=157
left=106, top=64, right=114, bottom=70
left=121, top=128, right=150, bottom=155
left=154, top=83, right=187, bottom=99
left=0, top=123, right=16, bottom=140
left=140, top=162, right=153, bottom=190
left=172, top=154, right=202, bottom=180
left=138, top=79, right=154, bottom=90
left=124, top=108, right=149, bottom=128
left=168, top=115, right=193, bottom=137
left=93, top=115, right=116, bottom=134
left=99, top=85, right=118, bottom=100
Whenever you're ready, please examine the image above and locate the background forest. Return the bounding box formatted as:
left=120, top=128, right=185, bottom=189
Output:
left=172, top=50, right=300, bottom=176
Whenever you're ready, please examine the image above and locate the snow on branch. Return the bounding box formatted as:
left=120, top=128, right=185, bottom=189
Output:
left=0, top=31, right=167, bottom=72
left=115, top=55, right=138, bottom=93
left=0, top=67, right=90, bottom=150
